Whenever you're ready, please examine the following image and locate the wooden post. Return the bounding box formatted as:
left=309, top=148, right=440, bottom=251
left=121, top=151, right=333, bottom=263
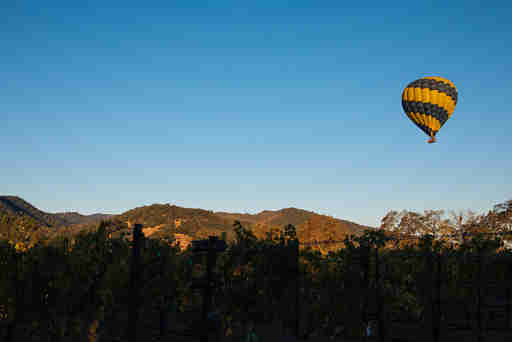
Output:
left=293, top=240, right=300, bottom=339
left=200, top=236, right=218, bottom=342
left=422, top=250, right=434, bottom=342
left=375, top=246, right=386, bottom=342
left=361, top=244, right=370, bottom=342
left=5, top=252, right=21, bottom=342
left=346, top=250, right=363, bottom=339
left=433, top=251, right=441, bottom=342
left=468, top=251, right=484, bottom=342
left=476, top=250, right=483, bottom=342
left=159, top=248, right=169, bottom=339
left=507, top=265, right=512, bottom=329
left=128, top=223, right=143, bottom=342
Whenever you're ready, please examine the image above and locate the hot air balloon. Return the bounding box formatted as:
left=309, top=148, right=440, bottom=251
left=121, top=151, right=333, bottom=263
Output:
left=401, top=76, right=458, bottom=143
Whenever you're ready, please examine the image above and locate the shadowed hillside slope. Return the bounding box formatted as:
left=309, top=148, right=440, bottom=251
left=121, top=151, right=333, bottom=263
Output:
left=0, top=196, right=112, bottom=231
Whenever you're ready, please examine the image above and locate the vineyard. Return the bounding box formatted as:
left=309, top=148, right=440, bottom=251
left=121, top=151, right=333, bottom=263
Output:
left=1, top=220, right=512, bottom=342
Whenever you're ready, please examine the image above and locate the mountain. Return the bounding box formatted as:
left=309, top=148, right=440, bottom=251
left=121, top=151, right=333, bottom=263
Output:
left=0, top=196, right=69, bottom=227
left=216, top=207, right=317, bottom=227
left=216, top=207, right=370, bottom=240
left=52, top=212, right=113, bottom=225
left=116, top=204, right=239, bottom=240
left=1, top=196, right=373, bottom=253
left=115, top=203, right=372, bottom=248
left=0, top=196, right=112, bottom=229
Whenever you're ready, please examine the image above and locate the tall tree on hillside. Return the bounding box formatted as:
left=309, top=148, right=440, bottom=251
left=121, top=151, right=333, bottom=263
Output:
left=488, top=199, right=512, bottom=233
left=399, top=212, right=424, bottom=236
left=449, top=210, right=479, bottom=242
left=418, top=210, right=445, bottom=238
left=380, top=211, right=400, bottom=231
left=233, top=221, right=257, bottom=248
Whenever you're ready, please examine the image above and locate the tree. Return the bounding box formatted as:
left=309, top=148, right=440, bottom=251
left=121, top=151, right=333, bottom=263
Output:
left=489, top=199, right=512, bottom=234
left=233, top=221, right=257, bottom=249
left=380, top=211, right=400, bottom=231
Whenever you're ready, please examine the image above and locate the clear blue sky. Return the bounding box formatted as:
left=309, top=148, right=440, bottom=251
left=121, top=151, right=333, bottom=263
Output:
left=2, top=0, right=511, bottom=227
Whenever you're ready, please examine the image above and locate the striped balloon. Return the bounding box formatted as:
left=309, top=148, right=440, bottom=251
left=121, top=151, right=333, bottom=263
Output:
left=401, top=76, right=458, bottom=143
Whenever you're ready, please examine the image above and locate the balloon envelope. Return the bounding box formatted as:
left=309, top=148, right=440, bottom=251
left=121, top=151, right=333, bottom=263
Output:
left=401, top=76, right=458, bottom=140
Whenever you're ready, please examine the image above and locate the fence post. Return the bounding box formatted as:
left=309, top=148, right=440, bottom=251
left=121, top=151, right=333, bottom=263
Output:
left=128, top=223, right=143, bottom=342
left=477, top=250, right=483, bottom=342
left=292, top=240, right=300, bottom=339
left=158, top=247, right=170, bottom=340
left=5, top=251, right=22, bottom=342
left=421, top=249, right=434, bottom=342
left=507, top=265, right=512, bottom=329
left=468, top=250, right=484, bottom=342
left=345, top=250, right=363, bottom=339
left=200, top=236, right=220, bottom=342
left=434, top=251, right=441, bottom=342
left=375, top=245, right=386, bottom=342
left=360, top=244, right=370, bottom=342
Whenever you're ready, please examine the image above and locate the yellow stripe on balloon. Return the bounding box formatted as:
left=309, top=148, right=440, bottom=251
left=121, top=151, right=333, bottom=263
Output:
left=402, top=89, right=408, bottom=101
left=422, top=87, right=430, bottom=104
left=414, top=112, right=423, bottom=127
left=416, top=112, right=425, bottom=127
left=439, top=92, right=447, bottom=112
left=422, top=114, right=430, bottom=131
left=434, top=117, right=441, bottom=131
left=409, top=112, right=419, bottom=126
left=414, top=87, right=422, bottom=102
left=406, top=87, right=414, bottom=102
left=431, top=89, right=439, bottom=107
left=408, top=112, right=416, bottom=125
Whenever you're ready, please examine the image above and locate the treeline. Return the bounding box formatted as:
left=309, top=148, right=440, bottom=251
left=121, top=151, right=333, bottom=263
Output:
left=1, top=200, right=512, bottom=341
left=379, top=199, right=512, bottom=244
left=0, top=220, right=299, bottom=341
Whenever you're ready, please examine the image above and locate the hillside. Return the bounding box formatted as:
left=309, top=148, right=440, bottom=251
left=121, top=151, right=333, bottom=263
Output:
left=216, top=207, right=370, bottom=237
left=216, top=207, right=317, bottom=227
left=0, top=196, right=112, bottom=230
left=52, top=212, right=113, bottom=225
left=1, top=196, right=373, bottom=253
left=0, top=196, right=69, bottom=227
left=116, top=203, right=372, bottom=247
left=117, top=204, right=234, bottom=239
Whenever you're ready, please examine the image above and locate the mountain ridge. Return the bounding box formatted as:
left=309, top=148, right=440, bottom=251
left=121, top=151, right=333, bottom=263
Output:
left=0, top=196, right=113, bottom=227
left=1, top=196, right=373, bottom=252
